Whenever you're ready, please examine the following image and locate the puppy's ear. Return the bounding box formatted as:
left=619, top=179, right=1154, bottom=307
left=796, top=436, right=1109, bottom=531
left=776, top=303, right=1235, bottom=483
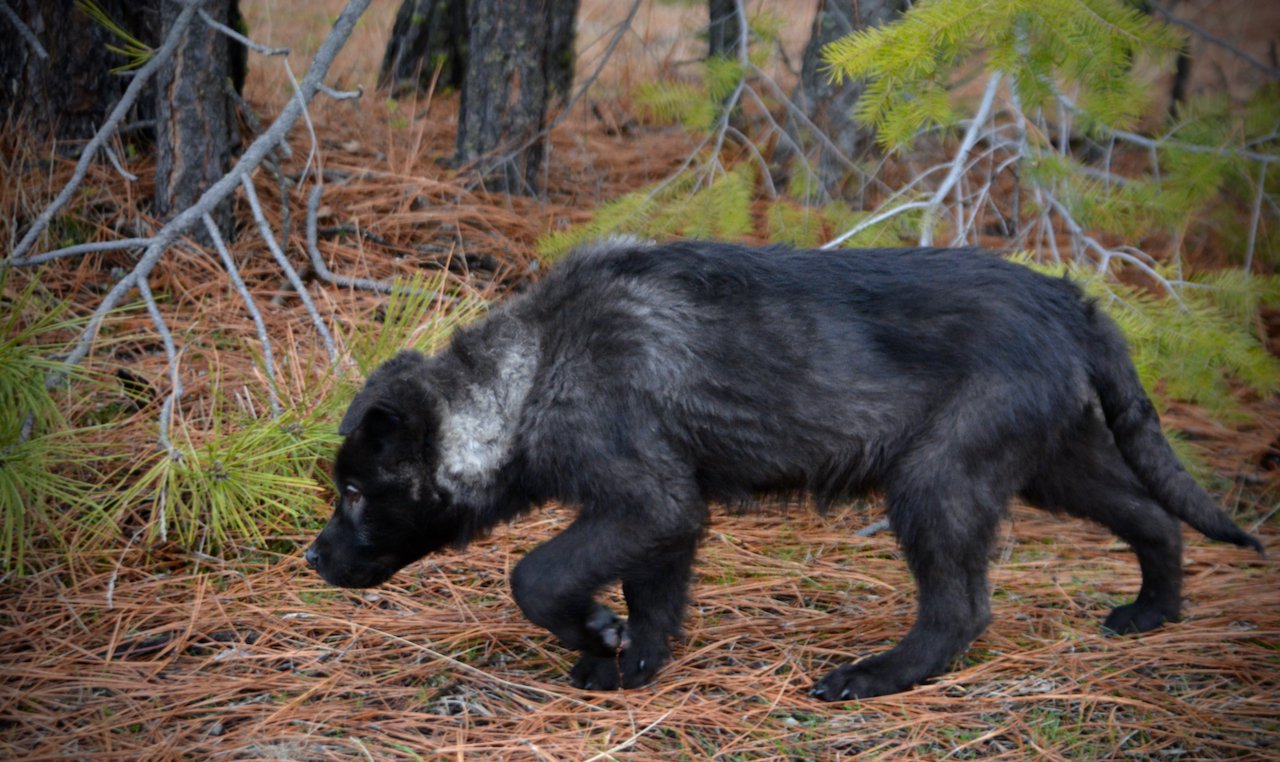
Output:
left=339, top=390, right=402, bottom=437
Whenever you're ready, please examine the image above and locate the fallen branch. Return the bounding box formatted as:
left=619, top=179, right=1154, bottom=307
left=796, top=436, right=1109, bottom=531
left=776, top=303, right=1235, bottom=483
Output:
left=8, top=0, right=201, bottom=264
left=32, top=0, right=372, bottom=388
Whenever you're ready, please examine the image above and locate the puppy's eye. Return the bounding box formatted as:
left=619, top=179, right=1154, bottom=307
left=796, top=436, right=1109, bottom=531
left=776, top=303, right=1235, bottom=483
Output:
left=343, top=485, right=365, bottom=513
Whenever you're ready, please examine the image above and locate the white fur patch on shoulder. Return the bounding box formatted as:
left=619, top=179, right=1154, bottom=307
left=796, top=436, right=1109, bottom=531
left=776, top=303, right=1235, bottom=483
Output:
left=435, top=339, right=538, bottom=496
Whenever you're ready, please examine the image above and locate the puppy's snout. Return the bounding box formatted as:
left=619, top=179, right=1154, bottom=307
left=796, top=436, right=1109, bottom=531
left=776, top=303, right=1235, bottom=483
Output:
left=304, top=544, right=320, bottom=570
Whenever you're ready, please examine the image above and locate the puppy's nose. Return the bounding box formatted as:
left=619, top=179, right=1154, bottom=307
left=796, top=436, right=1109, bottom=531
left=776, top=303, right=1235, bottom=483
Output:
left=304, top=544, right=319, bottom=569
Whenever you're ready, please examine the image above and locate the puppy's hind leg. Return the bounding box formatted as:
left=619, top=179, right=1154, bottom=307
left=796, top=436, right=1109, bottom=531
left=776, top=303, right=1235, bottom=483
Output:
left=811, top=464, right=1004, bottom=701
left=1020, top=412, right=1183, bottom=634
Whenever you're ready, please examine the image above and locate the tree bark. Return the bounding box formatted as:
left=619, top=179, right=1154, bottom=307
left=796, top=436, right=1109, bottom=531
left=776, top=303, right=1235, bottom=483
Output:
left=378, top=0, right=469, bottom=94
left=454, top=0, right=578, bottom=194
left=380, top=0, right=578, bottom=193
left=781, top=0, right=905, bottom=201
left=707, top=0, right=742, bottom=62
left=1, top=0, right=244, bottom=237
left=0, top=0, right=160, bottom=142
left=154, top=0, right=241, bottom=239
left=545, top=0, right=578, bottom=101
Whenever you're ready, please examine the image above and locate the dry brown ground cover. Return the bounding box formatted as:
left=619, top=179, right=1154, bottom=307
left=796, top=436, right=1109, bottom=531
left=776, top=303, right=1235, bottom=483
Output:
left=2, top=1, right=1279, bottom=759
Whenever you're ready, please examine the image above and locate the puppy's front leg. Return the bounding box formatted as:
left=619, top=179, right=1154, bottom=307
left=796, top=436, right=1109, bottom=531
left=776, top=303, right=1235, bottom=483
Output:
left=510, top=511, right=701, bottom=690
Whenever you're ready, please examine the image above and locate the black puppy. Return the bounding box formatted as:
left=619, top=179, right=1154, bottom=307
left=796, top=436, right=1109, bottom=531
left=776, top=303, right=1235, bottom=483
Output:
left=306, top=239, right=1262, bottom=700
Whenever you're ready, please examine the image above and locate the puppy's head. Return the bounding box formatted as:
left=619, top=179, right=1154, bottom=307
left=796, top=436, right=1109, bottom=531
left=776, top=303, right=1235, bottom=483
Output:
left=306, top=352, right=467, bottom=588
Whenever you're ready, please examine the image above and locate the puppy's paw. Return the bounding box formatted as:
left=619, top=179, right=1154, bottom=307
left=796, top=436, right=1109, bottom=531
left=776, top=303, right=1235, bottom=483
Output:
left=809, top=662, right=914, bottom=701
left=1103, top=600, right=1177, bottom=635
left=570, top=653, right=622, bottom=691
left=585, top=604, right=631, bottom=652
left=568, top=642, right=670, bottom=691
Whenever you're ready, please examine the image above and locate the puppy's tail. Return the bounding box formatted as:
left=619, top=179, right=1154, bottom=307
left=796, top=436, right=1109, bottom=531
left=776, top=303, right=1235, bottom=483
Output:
left=1086, top=304, right=1264, bottom=556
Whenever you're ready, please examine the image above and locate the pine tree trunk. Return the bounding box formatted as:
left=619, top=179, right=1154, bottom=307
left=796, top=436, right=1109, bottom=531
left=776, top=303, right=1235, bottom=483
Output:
left=0, top=0, right=160, bottom=142
left=781, top=0, right=905, bottom=201
left=154, top=0, right=240, bottom=239
left=378, top=0, right=469, bottom=94
left=455, top=0, right=577, bottom=193
left=545, top=0, right=579, bottom=101
left=1, top=0, right=244, bottom=237
left=707, top=0, right=742, bottom=61
left=707, top=0, right=745, bottom=126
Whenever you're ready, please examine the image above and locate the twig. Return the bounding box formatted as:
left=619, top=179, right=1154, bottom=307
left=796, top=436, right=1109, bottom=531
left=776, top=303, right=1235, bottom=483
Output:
left=740, top=86, right=832, bottom=204
left=1148, top=2, right=1280, bottom=80
left=203, top=213, right=284, bottom=416
left=136, top=277, right=182, bottom=456
left=856, top=518, right=891, bottom=537
left=198, top=8, right=289, bottom=56
left=117, top=119, right=156, bottom=136
left=582, top=710, right=676, bottom=762
left=226, top=80, right=291, bottom=159
left=318, top=83, right=364, bottom=101
left=920, top=72, right=1002, bottom=246
left=726, top=126, right=777, bottom=200
left=8, top=0, right=201, bottom=263
left=1040, top=191, right=1187, bottom=308
left=304, top=184, right=440, bottom=298
left=1243, top=160, right=1269, bottom=273
left=1057, top=93, right=1279, bottom=164
left=0, top=0, right=48, bottom=60
left=101, top=143, right=138, bottom=183
left=10, top=238, right=152, bottom=267
left=821, top=201, right=932, bottom=250
left=749, top=67, right=878, bottom=192
left=283, top=58, right=320, bottom=184
left=240, top=176, right=339, bottom=364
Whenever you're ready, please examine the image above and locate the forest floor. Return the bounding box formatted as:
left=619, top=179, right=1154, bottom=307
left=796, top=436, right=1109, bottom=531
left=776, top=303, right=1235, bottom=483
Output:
left=2, top=1, right=1278, bottom=759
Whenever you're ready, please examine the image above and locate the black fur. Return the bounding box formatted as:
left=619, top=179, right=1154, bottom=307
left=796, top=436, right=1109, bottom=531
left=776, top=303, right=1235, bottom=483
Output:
left=305, top=239, right=1262, bottom=700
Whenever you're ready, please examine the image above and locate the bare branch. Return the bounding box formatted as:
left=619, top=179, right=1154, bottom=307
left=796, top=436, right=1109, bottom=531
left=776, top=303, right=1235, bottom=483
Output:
left=0, top=0, right=48, bottom=60
left=740, top=86, right=831, bottom=203
left=136, top=277, right=182, bottom=456
left=240, top=176, right=338, bottom=364
left=726, top=126, right=777, bottom=200
left=1148, top=2, right=1280, bottom=80
left=1040, top=191, right=1188, bottom=307
left=283, top=58, right=320, bottom=182
left=203, top=213, right=284, bottom=416
left=1244, top=160, right=1270, bottom=273
left=821, top=201, right=932, bottom=250
left=305, top=185, right=409, bottom=296
left=102, top=143, right=138, bottom=183
left=11, top=238, right=151, bottom=267
left=48, top=0, right=372, bottom=382
left=318, top=83, right=364, bottom=101
left=749, top=69, right=878, bottom=193
left=920, top=73, right=1002, bottom=246
left=198, top=8, right=289, bottom=56
left=1057, top=93, right=1279, bottom=164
